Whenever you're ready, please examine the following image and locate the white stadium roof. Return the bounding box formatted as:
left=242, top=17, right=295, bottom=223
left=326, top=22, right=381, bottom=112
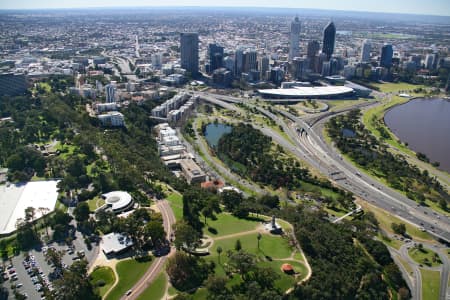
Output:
left=258, top=86, right=354, bottom=98
left=0, top=180, right=59, bottom=234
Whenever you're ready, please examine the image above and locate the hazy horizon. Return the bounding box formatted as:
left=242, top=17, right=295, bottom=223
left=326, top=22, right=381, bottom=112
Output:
left=0, top=0, right=449, bottom=17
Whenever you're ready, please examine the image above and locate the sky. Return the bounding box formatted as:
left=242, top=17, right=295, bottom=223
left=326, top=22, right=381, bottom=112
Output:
left=0, top=0, right=449, bottom=16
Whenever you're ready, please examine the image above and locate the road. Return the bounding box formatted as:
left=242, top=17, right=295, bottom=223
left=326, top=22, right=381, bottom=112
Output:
left=123, top=200, right=176, bottom=300
left=193, top=91, right=450, bottom=298
left=197, top=91, right=450, bottom=242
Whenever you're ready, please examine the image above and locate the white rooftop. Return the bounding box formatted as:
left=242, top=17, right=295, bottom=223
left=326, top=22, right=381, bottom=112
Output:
left=102, top=191, right=133, bottom=211
left=258, top=86, right=354, bottom=97
left=0, top=180, right=59, bottom=234
left=100, top=232, right=133, bottom=255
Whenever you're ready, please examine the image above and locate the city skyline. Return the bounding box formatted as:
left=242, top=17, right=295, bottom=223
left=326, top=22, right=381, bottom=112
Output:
left=1, top=0, right=450, bottom=17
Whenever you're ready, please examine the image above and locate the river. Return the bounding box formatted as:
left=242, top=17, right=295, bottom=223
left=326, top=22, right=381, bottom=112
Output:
left=384, top=98, right=450, bottom=173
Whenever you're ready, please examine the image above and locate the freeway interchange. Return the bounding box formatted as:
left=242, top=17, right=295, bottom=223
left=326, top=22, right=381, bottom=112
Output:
left=194, top=91, right=450, bottom=244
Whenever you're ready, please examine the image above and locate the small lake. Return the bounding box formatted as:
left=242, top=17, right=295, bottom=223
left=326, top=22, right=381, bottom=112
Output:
left=204, top=123, right=232, bottom=148
left=384, top=98, right=450, bottom=172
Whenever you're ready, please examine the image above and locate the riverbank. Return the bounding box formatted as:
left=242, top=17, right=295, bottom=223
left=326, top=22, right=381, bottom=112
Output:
left=361, top=96, right=450, bottom=190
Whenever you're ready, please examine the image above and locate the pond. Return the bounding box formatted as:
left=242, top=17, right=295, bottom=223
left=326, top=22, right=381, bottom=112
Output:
left=204, top=123, right=232, bottom=148
left=384, top=98, right=450, bottom=172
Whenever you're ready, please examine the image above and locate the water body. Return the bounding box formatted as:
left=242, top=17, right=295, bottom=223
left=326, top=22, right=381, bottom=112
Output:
left=384, top=98, right=450, bottom=172
left=342, top=128, right=356, bottom=138
left=204, top=123, right=232, bottom=148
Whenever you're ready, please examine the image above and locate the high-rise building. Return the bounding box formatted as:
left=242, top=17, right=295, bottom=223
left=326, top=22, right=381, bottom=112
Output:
left=380, top=44, right=393, bottom=68
left=243, top=50, right=258, bottom=73
left=208, top=43, right=224, bottom=74
left=307, top=40, right=320, bottom=71
left=105, top=84, right=116, bottom=103
left=0, top=73, right=28, bottom=96
left=425, top=54, right=434, bottom=70
left=361, top=40, right=371, bottom=62
left=322, top=22, right=336, bottom=61
left=292, top=58, right=308, bottom=80
left=259, top=56, right=270, bottom=81
left=180, top=33, right=199, bottom=76
left=223, top=56, right=235, bottom=74
left=235, top=48, right=244, bottom=77
left=289, top=16, right=301, bottom=61
left=152, top=53, right=163, bottom=69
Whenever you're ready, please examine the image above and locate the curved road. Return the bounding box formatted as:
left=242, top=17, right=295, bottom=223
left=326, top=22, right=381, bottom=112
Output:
left=123, top=200, right=176, bottom=300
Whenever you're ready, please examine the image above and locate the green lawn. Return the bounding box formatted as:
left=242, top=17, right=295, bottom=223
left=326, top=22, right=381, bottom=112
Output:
left=105, top=257, right=153, bottom=300
left=166, top=192, right=183, bottom=221
left=420, top=269, right=440, bottom=300
left=202, top=213, right=263, bottom=237
left=260, top=260, right=308, bottom=291
left=210, top=232, right=293, bottom=260
left=408, top=247, right=442, bottom=267
left=371, top=82, right=425, bottom=93
left=87, top=196, right=104, bottom=212
left=136, top=272, right=166, bottom=300
left=89, top=266, right=116, bottom=297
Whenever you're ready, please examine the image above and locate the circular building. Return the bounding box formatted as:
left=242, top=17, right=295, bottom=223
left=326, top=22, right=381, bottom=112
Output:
left=102, top=191, right=134, bottom=213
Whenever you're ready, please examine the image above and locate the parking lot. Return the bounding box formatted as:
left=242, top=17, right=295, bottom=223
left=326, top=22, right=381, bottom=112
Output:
left=3, top=227, right=98, bottom=299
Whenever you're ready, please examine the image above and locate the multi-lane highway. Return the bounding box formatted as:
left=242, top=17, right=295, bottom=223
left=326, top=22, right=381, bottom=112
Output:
left=196, top=91, right=450, bottom=243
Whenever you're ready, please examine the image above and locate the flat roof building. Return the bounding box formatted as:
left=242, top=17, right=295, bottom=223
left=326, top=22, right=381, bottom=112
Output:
left=179, top=159, right=206, bottom=184
left=100, top=232, right=134, bottom=256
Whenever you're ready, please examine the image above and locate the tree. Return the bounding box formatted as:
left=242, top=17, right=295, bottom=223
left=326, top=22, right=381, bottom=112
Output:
left=229, top=251, right=255, bottom=275
left=216, top=246, right=223, bottom=264
left=74, top=202, right=90, bottom=222
left=53, top=259, right=100, bottom=300
left=257, top=233, right=262, bottom=250
left=45, top=248, right=65, bottom=270
left=391, top=222, right=406, bottom=235
left=235, top=239, right=242, bottom=251
left=205, top=275, right=231, bottom=299
left=221, top=190, right=243, bottom=211
left=144, top=220, right=166, bottom=247
left=16, top=221, right=40, bottom=250
left=166, top=252, right=210, bottom=291
left=174, top=221, right=200, bottom=252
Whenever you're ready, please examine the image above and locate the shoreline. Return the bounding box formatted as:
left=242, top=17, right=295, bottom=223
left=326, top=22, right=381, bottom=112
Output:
left=382, top=96, right=450, bottom=175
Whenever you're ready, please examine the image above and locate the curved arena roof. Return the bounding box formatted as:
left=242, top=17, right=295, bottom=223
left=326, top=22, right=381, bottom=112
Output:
left=103, top=191, right=133, bottom=212
left=258, top=86, right=354, bottom=98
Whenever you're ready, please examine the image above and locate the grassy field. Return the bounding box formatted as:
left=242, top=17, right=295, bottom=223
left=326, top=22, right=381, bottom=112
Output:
left=210, top=232, right=293, bottom=260
left=105, top=257, right=153, bottom=300
left=87, top=196, right=104, bottom=212
left=166, top=192, right=183, bottom=221
left=408, top=247, right=442, bottom=267
left=357, top=200, right=434, bottom=242
left=89, top=266, right=116, bottom=297
left=371, top=82, right=425, bottom=93
left=203, top=213, right=263, bottom=238
left=136, top=272, right=166, bottom=300
left=420, top=269, right=440, bottom=300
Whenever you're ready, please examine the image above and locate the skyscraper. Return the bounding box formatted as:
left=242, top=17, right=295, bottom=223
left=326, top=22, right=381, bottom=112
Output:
left=180, top=33, right=199, bottom=76
left=105, top=84, right=115, bottom=103
left=361, top=40, right=371, bottom=62
left=289, top=16, right=301, bottom=61
left=243, top=50, right=258, bottom=73
left=235, top=48, right=244, bottom=77
left=322, top=22, right=336, bottom=61
left=307, top=40, right=320, bottom=70
left=208, top=43, right=224, bottom=73
left=380, top=44, right=393, bottom=68
left=259, top=55, right=270, bottom=81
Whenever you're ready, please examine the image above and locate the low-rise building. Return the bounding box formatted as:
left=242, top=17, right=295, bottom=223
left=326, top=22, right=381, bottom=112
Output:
left=100, top=232, right=133, bottom=257
left=179, top=159, right=206, bottom=184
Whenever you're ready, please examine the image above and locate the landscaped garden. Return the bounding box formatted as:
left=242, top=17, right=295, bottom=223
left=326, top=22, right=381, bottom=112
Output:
left=89, top=266, right=116, bottom=297
left=408, top=246, right=442, bottom=267
left=105, top=257, right=153, bottom=300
